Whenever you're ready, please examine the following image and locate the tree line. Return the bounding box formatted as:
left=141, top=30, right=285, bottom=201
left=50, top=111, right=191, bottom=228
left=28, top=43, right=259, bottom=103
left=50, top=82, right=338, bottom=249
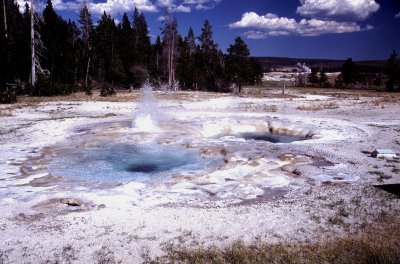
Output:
left=0, top=0, right=263, bottom=102
left=304, top=52, right=400, bottom=91
left=338, top=53, right=400, bottom=91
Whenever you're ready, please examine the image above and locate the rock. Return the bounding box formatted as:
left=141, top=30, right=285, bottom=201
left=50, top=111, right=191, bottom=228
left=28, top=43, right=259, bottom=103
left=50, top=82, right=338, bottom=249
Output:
left=172, top=175, right=192, bottom=180
left=293, top=169, right=302, bottom=176
left=281, top=165, right=302, bottom=177
left=281, top=164, right=295, bottom=173
left=248, top=160, right=260, bottom=167
left=279, top=153, right=296, bottom=162
left=59, top=198, right=82, bottom=207
left=292, top=156, right=311, bottom=164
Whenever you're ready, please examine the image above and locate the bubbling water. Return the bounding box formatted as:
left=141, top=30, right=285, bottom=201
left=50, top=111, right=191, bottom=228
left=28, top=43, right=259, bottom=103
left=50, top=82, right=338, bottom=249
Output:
left=133, top=114, right=159, bottom=132
left=132, top=81, right=159, bottom=132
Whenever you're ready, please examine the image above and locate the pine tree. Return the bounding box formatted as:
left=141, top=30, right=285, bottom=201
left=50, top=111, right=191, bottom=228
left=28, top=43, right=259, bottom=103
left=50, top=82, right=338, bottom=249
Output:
left=225, top=36, right=251, bottom=93
left=224, top=37, right=261, bottom=93
left=1, top=0, right=29, bottom=84
left=42, top=0, right=58, bottom=79
left=131, top=7, right=151, bottom=86
left=177, top=35, right=190, bottom=89
left=186, top=27, right=196, bottom=55
left=132, top=8, right=151, bottom=65
left=95, top=12, right=125, bottom=83
left=198, top=19, right=222, bottom=91
left=250, top=57, right=263, bottom=85
left=66, top=20, right=79, bottom=84
left=119, top=13, right=135, bottom=85
left=149, top=35, right=163, bottom=84
left=385, top=50, right=399, bottom=92
left=308, top=68, right=319, bottom=87
left=341, top=58, right=358, bottom=88
left=42, top=0, right=74, bottom=87
left=177, top=27, right=197, bottom=89
left=319, top=69, right=328, bottom=87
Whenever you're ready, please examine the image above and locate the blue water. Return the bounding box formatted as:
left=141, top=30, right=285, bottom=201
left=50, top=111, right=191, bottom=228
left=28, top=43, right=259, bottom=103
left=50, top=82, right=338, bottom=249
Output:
left=47, top=143, right=212, bottom=183
left=239, top=132, right=307, bottom=143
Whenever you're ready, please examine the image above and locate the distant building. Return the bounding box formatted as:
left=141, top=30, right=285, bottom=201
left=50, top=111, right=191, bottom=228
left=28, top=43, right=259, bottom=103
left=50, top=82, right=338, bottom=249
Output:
left=296, top=63, right=312, bottom=73
left=372, top=149, right=397, bottom=159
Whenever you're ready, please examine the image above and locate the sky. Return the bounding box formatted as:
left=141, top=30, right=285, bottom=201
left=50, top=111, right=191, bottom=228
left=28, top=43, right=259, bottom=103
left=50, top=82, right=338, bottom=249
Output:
left=19, top=0, right=400, bottom=60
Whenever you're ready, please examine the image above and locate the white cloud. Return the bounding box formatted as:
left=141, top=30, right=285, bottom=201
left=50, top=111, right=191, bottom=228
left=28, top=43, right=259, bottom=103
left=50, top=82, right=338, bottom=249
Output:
left=297, top=0, right=380, bottom=20
left=243, top=30, right=290, bottom=39
left=229, top=12, right=297, bottom=31
left=17, top=0, right=159, bottom=15
left=90, top=0, right=158, bottom=16
left=396, top=12, right=400, bottom=18
left=158, top=0, right=175, bottom=7
left=157, top=0, right=192, bottom=12
left=52, top=0, right=80, bottom=11
left=158, top=15, right=167, bottom=21
left=243, top=31, right=267, bottom=40
left=16, top=0, right=30, bottom=13
left=22, top=0, right=221, bottom=15
left=160, top=0, right=221, bottom=12
left=179, top=0, right=220, bottom=10
left=174, top=5, right=191, bottom=12
left=183, top=0, right=220, bottom=7
left=297, top=18, right=371, bottom=36
left=229, top=12, right=373, bottom=38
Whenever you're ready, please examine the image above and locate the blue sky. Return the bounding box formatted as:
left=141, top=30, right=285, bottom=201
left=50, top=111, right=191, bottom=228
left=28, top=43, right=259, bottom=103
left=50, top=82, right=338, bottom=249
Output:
left=20, top=0, right=400, bottom=60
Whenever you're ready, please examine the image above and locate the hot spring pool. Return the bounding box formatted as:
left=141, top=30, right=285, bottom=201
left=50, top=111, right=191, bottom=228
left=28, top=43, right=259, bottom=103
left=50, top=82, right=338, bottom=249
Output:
left=238, top=132, right=308, bottom=143
left=47, top=143, right=219, bottom=184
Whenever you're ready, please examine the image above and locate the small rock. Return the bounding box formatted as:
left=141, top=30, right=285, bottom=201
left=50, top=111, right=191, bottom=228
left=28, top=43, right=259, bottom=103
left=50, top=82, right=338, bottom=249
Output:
left=59, top=198, right=82, bottom=207
left=279, top=153, right=296, bottom=162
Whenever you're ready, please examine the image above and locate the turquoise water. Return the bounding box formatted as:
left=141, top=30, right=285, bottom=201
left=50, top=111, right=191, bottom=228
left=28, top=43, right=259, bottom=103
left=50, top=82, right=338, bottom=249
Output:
left=239, top=132, right=307, bottom=143
left=47, top=143, right=214, bottom=183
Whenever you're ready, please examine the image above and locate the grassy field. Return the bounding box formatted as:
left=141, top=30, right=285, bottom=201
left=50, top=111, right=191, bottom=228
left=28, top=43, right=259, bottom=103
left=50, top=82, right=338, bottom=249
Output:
left=155, top=214, right=400, bottom=264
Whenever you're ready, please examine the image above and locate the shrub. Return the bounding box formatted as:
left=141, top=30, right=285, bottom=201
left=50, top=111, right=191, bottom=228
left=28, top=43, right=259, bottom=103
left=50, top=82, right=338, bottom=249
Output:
left=30, top=77, right=53, bottom=96
left=84, top=80, right=93, bottom=96
left=100, top=82, right=116, bottom=97
left=30, top=77, right=78, bottom=96
left=0, top=83, right=17, bottom=104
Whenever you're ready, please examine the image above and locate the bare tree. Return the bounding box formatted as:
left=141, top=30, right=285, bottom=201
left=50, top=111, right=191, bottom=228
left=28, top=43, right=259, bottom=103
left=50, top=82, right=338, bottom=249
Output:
left=30, top=0, right=47, bottom=86
left=78, top=1, right=93, bottom=89
left=2, top=0, right=7, bottom=39
left=161, top=11, right=179, bottom=90
left=30, top=0, right=35, bottom=86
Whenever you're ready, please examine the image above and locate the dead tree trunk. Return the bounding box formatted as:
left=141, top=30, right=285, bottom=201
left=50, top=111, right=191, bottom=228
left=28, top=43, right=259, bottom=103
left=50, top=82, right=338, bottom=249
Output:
left=163, top=14, right=177, bottom=90
left=85, top=57, right=90, bottom=88
left=30, top=0, right=36, bottom=86
left=168, top=46, right=171, bottom=87
left=2, top=0, right=7, bottom=39
left=171, top=32, right=175, bottom=90
left=168, top=38, right=174, bottom=88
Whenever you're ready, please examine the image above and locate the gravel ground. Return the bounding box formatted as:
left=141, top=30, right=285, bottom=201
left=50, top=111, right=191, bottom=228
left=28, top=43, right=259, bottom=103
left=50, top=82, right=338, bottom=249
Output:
left=0, top=89, right=399, bottom=263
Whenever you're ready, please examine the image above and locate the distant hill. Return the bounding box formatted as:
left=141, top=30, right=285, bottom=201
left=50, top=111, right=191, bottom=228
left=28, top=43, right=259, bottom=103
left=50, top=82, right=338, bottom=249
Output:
left=254, top=57, right=386, bottom=72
